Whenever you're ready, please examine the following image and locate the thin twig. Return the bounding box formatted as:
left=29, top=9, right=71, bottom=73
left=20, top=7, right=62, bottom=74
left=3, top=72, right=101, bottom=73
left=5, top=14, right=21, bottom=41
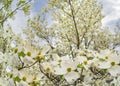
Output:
left=0, top=0, right=32, bottom=23
left=18, top=61, right=38, bottom=70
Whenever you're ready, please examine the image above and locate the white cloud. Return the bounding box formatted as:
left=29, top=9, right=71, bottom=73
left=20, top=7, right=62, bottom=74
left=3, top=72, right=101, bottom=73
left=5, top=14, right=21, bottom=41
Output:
left=8, top=11, right=27, bottom=34
left=7, top=0, right=35, bottom=34
left=100, top=0, right=120, bottom=28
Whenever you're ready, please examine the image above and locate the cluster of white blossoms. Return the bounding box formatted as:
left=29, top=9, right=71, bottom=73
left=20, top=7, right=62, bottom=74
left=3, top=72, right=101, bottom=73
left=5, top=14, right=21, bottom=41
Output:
left=1, top=0, right=120, bottom=85
left=41, top=49, right=120, bottom=85
left=0, top=38, right=120, bottom=86
left=0, top=28, right=120, bottom=86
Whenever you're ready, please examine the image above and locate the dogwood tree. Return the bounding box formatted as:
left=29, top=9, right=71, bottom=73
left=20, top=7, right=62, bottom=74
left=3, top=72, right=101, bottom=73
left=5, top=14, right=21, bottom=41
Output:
left=22, top=0, right=120, bottom=85
left=0, top=0, right=120, bottom=86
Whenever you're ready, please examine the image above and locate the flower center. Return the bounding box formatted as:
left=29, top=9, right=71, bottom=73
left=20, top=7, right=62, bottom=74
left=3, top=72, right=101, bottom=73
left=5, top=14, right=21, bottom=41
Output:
left=14, top=48, right=18, bottom=53
left=22, top=76, right=27, bottom=81
left=111, top=62, right=115, bottom=66
left=27, top=52, right=31, bottom=56
left=46, top=67, right=50, bottom=72
left=84, top=61, right=88, bottom=65
left=67, top=68, right=71, bottom=72
left=105, top=56, right=109, bottom=59
left=58, top=59, right=62, bottom=63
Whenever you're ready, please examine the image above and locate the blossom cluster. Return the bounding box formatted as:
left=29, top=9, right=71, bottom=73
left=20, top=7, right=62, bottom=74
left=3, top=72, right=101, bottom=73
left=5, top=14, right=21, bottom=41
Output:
left=0, top=39, right=120, bottom=86
left=41, top=49, right=120, bottom=85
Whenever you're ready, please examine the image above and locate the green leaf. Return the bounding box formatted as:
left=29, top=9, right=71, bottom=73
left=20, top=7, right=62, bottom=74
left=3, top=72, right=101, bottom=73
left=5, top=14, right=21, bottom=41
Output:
left=87, top=57, right=93, bottom=60
left=18, top=51, right=26, bottom=57
left=29, top=81, right=40, bottom=86
left=77, top=64, right=83, bottom=68
left=22, top=5, right=31, bottom=15
left=33, top=55, right=45, bottom=61
left=99, top=58, right=105, bottom=62
left=103, top=69, right=107, bottom=73
left=14, top=76, right=21, bottom=82
left=17, top=0, right=25, bottom=6
left=59, top=75, right=64, bottom=79
left=0, top=64, right=2, bottom=69
left=9, top=12, right=15, bottom=18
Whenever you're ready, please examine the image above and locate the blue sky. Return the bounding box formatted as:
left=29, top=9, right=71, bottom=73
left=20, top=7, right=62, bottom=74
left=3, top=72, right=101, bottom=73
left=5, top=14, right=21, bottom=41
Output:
left=32, top=0, right=47, bottom=13
left=8, top=0, right=120, bottom=34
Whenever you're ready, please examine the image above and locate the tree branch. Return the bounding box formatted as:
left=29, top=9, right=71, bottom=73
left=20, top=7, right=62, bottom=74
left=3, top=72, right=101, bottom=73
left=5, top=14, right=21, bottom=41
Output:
left=68, top=0, right=80, bottom=49
left=18, top=61, right=38, bottom=70
left=0, top=0, right=32, bottom=24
